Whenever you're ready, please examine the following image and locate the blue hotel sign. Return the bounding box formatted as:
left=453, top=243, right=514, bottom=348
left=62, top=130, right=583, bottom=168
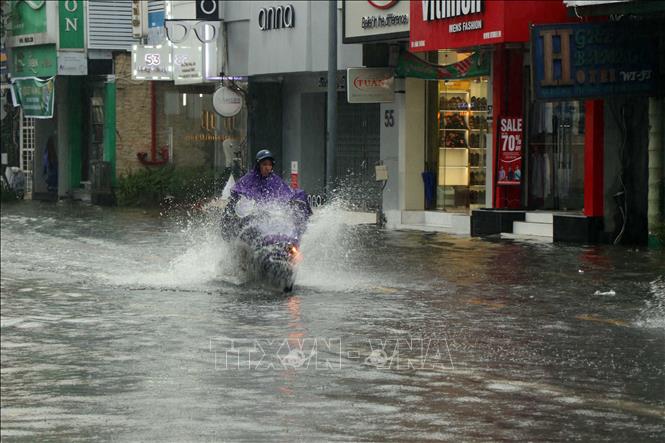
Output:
left=532, top=22, right=659, bottom=100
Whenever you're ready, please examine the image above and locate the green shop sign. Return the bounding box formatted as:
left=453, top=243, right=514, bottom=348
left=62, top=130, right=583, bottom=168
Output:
left=7, top=0, right=54, bottom=47
left=11, top=44, right=57, bottom=77
left=59, top=0, right=85, bottom=49
left=12, top=76, right=55, bottom=119
left=395, top=51, right=490, bottom=80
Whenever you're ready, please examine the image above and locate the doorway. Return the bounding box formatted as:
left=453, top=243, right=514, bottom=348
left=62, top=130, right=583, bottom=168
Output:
left=527, top=101, right=585, bottom=211
left=336, top=93, right=380, bottom=210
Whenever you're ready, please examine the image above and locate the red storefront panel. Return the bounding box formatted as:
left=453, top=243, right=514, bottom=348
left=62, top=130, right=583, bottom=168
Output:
left=410, top=0, right=569, bottom=51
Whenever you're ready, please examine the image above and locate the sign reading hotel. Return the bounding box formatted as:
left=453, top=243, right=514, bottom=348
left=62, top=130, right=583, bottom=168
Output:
left=343, top=0, right=409, bottom=43
left=532, top=22, right=660, bottom=100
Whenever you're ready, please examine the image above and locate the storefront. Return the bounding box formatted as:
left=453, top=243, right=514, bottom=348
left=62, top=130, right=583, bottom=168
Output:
left=242, top=1, right=364, bottom=204
left=410, top=0, right=570, bottom=216
left=343, top=0, right=410, bottom=214
left=424, top=54, right=490, bottom=212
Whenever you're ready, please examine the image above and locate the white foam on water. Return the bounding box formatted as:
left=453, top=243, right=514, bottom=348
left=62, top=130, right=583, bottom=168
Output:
left=298, top=199, right=380, bottom=292
left=107, top=199, right=362, bottom=291
left=103, top=209, right=238, bottom=290
left=634, top=276, right=665, bottom=330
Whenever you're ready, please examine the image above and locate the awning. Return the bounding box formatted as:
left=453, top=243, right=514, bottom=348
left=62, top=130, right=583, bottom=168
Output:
left=564, top=0, right=665, bottom=15
left=395, top=51, right=490, bottom=80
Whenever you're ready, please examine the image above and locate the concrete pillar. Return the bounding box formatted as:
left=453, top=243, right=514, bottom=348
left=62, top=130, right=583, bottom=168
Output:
left=584, top=99, right=604, bottom=217
left=648, top=97, right=664, bottom=230
left=402, top=78, right=425, bottom=211
left=380, top=78, right=404, bottom=228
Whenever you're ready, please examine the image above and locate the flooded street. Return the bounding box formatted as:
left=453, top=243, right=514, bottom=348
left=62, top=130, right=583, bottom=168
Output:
left=1, top=201, right=664, bottom=441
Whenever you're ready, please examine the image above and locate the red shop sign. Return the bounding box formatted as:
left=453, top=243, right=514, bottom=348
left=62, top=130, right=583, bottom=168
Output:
left=497, top=116, right=523, bottom=186
left=410, top=0, right=568, bottom=52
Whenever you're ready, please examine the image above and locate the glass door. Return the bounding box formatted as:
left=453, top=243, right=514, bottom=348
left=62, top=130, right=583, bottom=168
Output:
left=527, top=101, right=585, bottom=211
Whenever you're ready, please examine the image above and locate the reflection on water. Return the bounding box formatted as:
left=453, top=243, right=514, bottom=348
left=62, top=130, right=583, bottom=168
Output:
left=1, top=201, right=664, bottom=441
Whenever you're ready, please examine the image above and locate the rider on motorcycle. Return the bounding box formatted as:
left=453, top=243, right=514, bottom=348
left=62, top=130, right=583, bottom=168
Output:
left=221, top=149, right=312, bottom=241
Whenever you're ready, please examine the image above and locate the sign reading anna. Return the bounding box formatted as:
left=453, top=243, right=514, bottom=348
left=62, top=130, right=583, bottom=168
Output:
left=532, top=22, right=660, bottom=100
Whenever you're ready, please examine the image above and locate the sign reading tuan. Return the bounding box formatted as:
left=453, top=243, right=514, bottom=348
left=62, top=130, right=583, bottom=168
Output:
left=346, top=67, right=394, bottom=103
left=497, top=116, right=523, bottom=186
left=532, top=22, right=660, bottom=100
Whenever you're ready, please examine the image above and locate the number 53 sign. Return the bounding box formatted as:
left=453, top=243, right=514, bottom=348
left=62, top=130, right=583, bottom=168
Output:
left=497, top=116, right=523, bottom=186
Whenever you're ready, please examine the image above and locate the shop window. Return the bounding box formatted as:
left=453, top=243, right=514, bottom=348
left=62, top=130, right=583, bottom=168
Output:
left=435, top=77, right=489, bottom=212
left=156, top=85, right=247, bottom=172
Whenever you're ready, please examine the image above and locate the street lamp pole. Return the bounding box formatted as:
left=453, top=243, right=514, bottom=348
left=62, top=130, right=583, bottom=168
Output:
left=326, top=0, right=338, bottom=196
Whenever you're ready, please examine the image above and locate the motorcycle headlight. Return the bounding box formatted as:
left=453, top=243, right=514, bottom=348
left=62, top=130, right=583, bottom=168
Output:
left=287, top=244, right=302, bottom=263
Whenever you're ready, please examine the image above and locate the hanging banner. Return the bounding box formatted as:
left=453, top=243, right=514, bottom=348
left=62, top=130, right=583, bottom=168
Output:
left=58, top=0, right=85, bottom=49
left=496, top=116, right=523, bottom=186
left=12, top=76, right=55, bottom=119
left=213, top=86, right=243, bottom=117
left=395, top=50, right=489, bottom=80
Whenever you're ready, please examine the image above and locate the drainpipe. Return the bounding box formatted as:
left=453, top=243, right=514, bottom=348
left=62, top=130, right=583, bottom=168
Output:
left=136, top=81, right=168, bottom=166
left=151, top=81, right=157, bottom=162
left=648, top=97, right=663, bottom=231
left=104, top=75, right=116, bottom=186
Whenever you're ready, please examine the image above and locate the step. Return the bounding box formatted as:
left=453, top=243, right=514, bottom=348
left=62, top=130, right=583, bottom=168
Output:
left=525, top=212, right=553, bottom=224
left=513, top=220, right=553, bottom=237
left=70, top=188, right=91, bottom=203
left=500, top=232, right=554, bottom=244
left=399, top=224, right=469, bottom=236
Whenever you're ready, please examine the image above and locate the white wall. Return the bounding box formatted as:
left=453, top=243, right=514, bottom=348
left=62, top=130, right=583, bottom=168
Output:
left=245, top=1, right=361, bottom=76
left=403, top=78, right=425, bottom=211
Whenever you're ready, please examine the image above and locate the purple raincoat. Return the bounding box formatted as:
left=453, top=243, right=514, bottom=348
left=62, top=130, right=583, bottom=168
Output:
left=232, top=168, right=296, bottom=202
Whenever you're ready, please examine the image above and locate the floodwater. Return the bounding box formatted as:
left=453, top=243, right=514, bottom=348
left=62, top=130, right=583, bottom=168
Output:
left=1, top=200, right=664, bottom=442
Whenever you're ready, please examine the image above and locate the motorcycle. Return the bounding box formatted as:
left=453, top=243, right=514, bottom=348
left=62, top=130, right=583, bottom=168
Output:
left=222, top=193, right=310, bottom=292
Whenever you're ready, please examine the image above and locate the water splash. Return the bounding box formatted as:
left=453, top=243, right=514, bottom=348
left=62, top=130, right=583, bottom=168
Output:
left=298, top=197, right=380, bottom=292
left=634, top=276, right=665, bottom=330
left=107, top=196, right=379, bottom=293
left=107, top=206, right=236, bottom=290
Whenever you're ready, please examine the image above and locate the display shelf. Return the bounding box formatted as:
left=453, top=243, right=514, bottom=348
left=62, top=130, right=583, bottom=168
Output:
left=436, top=78, right=489, bottom=211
